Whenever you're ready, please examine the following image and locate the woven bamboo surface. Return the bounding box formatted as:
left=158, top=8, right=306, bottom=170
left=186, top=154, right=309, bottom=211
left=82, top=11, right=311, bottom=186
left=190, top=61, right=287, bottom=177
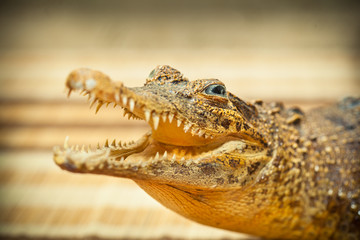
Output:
left=1, top=1, right=359, bottom=239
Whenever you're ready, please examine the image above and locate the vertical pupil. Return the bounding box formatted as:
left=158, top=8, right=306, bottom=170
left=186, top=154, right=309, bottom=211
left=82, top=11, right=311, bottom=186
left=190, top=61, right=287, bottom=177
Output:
left=204, top=85, right=226, bottom=96
left=213, top=86, right=224, bottom=95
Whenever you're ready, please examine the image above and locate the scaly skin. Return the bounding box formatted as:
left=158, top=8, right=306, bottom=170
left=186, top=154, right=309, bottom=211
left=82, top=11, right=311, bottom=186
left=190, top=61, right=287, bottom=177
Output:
left=53, top=65, right=360, bottom=239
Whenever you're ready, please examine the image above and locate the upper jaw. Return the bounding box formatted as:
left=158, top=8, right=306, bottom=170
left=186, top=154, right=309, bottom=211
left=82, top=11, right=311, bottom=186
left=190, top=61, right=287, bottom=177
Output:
left=54, top=68, right=222, bottom=175
left=66, top=68, right=219, bottom=141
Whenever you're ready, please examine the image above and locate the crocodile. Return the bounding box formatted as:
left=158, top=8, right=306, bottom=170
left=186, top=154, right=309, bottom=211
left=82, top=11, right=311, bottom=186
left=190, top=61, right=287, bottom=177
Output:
left=53, top=65, right=360, bottom=240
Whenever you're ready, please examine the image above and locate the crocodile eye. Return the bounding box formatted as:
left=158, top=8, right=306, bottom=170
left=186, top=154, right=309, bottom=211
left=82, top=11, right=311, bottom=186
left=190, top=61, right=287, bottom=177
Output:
left=204, top=84, right=227, bottom=97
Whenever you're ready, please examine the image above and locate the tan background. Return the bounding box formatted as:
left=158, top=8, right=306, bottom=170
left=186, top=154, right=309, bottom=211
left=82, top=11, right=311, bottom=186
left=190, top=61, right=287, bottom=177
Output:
left=0, top=0, right=359, bottom=239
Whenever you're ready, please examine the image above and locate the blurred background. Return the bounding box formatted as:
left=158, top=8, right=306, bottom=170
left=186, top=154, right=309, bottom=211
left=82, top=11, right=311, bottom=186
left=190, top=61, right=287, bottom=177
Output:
left=0, top=0, right=359, bottom=239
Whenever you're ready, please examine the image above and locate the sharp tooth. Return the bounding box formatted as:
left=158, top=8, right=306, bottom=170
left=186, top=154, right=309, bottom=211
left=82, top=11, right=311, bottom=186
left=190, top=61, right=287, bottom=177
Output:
left=163, top=151, right=168, bottom=159
left=191, top=128, right=199, bottom=136
left=129, top=99, right=135, bottom=112
left=104, top=139, right=109, bottom=147
left=171, top=153, right=176, bottom=162
left=162, top=113, right=167, bottom=122
left=122, top=96, right=128, bottom=106
left=168, top=113, right=174, bottom=123
left=152, top=113, right=160, bottom=130
left=97, top=142, right=101, bottom=149
left=152, top=158, right=159, bottom=165
left=67, top=89, right=72, bottom=98
left=95, top=102, right=103, bottom=114
left=183, top=123, right=192, bottom=133
left=177, top=119, right=182, bottom=127
left=90, top=98, right=97, bottom=108
left=155, top=152, right=160, bottom=160
left=64, top=136, right=69, bottom=149
left=111, top=139, right=116, bottom=147
left=205, top=134, right=214, bottom=139
left=144, top=110, right=151, bottom=122
left=81, top=145, right=85, bottom=152
left=197, top=129, right=205, bottom=137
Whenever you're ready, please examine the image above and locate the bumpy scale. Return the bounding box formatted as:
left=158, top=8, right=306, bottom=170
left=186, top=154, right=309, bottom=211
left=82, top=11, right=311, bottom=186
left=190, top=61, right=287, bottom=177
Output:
left=54, top=65, right=360, bottom=239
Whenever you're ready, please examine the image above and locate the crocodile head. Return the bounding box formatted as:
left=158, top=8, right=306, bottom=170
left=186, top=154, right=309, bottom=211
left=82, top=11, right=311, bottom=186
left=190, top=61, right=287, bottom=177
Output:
left=54, top=65, right=272, bottom=233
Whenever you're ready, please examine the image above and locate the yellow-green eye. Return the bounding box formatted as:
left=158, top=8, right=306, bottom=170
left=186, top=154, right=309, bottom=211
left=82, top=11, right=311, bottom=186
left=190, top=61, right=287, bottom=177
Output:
left=204, top=84, right=227, bottom=97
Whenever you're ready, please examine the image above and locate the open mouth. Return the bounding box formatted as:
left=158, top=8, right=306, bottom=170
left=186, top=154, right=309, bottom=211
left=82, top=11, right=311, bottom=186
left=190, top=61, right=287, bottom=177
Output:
left=53, top=66, right=272, bottom=236
left=53, top=68, right=243, bottom=174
